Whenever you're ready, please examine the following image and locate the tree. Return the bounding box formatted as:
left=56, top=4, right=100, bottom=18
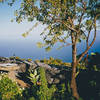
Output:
left=1, top=0, right=100, bottom=99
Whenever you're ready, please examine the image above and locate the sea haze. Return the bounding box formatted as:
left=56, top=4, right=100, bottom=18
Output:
left=0, top=37, right=72, bottom=62
left=0, top=31, right=100, bottom=62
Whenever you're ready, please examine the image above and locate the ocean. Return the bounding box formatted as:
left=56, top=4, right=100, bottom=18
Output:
left=0, top=32, right=100, bottom=62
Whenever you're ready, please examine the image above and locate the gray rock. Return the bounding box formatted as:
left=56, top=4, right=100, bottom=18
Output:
left=0, top=57, right=71, bottom=85
left=0, top=57, right=10, bottom=63
left=35, top=61, right=51, bottom=69
left=18, top=63, right=26, bottom=73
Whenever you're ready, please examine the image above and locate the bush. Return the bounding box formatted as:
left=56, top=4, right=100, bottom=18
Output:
left=54, top=83, right=67, bottom=100
left=27, top=58, right=32, bottom=62
left=0, top=76, right=22, bottom=100
left=15, top=56, right=21, bottom=60
left=28, top=67, right=56, bottom=100
left=37, top=67, right=56, bottom=100
left=40, top=57, right=71, bottom=67
left=28, top=97, right=35, bottom=100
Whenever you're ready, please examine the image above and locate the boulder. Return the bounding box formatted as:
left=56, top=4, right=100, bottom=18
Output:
left=0, top=57, right=72, bottom=85
left=0, top=63, right=29, bottom=88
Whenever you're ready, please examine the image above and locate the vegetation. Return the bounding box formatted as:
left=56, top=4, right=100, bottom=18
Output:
left=2, top=0, right=99, bottom=99
left=37, top=67, right=56, bottom=100
left=0, top=0, right=100, bottom=99
left=27, top=67, right=56, bottom=100
left=0, top=75, right=22, bottom=100
left=0, top=55, right=100, bottom=100
left=27, top=58, right=33, bottom=62
left=40, top=57, right=71, bottom=67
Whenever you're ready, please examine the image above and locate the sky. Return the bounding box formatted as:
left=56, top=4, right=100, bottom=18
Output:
left=0, top=1, right=73, bottom=62
left=0, top=1, right=100, bottom=62
left=0, top=1, right=45, bottom=42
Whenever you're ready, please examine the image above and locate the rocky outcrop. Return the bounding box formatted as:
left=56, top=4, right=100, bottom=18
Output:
left=0, top=63, right=29, bottom=88
left=0, top=57, right=71, bottom=87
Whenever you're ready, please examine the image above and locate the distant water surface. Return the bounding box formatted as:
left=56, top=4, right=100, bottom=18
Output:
left=0, top=32, right=100, bottom=62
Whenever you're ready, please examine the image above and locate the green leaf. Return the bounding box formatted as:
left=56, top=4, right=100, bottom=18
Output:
left=37, top=42, right=44, bottom=48
left=34, top=69, right=37, bottom=76
left=85, top=20, right=92, bottom=25
left=77, top=39, right=81, bottom=43
left=75, top=71, right=80, bottom=78
left=91, top=52, right=96, bottom=55
left=30, top=73, right=34, bottom=77
left=45, top=46, right=51, bottom=52
left=45, top=40, right=51, bottom=45
left=22, top=32, right=28, bottom=37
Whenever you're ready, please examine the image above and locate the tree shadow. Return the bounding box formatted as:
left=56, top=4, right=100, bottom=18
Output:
left=87, top=52, right=100, bottom=70
left=77, top=70, right=100, bottom=100
left=77, top=52, right=100, bottom=100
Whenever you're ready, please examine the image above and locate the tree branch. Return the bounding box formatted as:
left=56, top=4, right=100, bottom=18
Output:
left=77, top=14, right=100, bottom=64
left=47, top=14, right=78, bottom=33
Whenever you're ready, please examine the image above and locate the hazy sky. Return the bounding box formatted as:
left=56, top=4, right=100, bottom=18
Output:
left=0, top=1, right=45, bottom=41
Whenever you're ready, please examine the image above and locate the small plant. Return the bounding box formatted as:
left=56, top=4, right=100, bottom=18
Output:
left=93, top=65, right=98, bottom=71
left=28, top=69, right=40, bottom=85
left=28, top=97, right=35, bottom=100
left=15, top=56, right=21, bottom=60
left=77, top=62, right=87, bottom=70
left=59, top=83, right=67, bottom=100
left=27, top=58, right=33, bottom=62
left=0, top=76, right=22, bottom=100
left=37, top=67, right=56, bottom=100
left=40, top=57, right=71, bottom=67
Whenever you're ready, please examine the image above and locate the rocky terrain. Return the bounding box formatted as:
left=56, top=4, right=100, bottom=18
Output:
left=0, top=56, right=72, bottom=88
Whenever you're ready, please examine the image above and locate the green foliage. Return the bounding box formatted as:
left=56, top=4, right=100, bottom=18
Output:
left=4, top=0, right=99, bottom=52
left=37, top=67, right=56, bottom=100
left=1, top=0, right=100, bottom=98
left=37, top=42, right=45, bottom=48
left=0, top=76, right=22, bottom=100
left=54, top=82, right=75, bottom=100
left=9, top=56, right=21, bottom=60
left=93, top=65, right=98, bottom=71
left=27, top=67, right=56, bottom=100
left=0, top=0, right=3, bottom=2
left=89, top=80, right=96, bottom=87
left=45, top=46, right=51, bottom=52
left=27, top=58, right=32, bottom=62
left=37, top=67, right=48, bottom=100
left=91, top=52, right=96, bottom=56
left=40, top=57, right=71, bottom=67
left=15, top=56, right=21, bottom=60
left=77, top=62, right=87, bottom=70
left=28, top=97, right=35, bottom=100
left=57, top=83, right=67, bottom=100
left=28, top=69, right=40, bottom=85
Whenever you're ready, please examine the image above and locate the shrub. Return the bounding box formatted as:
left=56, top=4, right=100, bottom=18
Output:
left=0, top=76, right=22, bottom=100
left=27, top=58, right=32, bottom=62
left=15, top=56, right=21, bottom=60
left=28, top=67, right=56, bottom=100
left=28, top=69, right=40, bottom=86
left=40, top=57, right=71, bottom=67
left=28, top=97, right=35, bottom=100
left=54, top=83, right=67, bottom=100
left=37, top=67, right=56, bottom=100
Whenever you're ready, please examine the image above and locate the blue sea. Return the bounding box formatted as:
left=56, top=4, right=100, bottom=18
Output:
left=0, top=32, right=100, bottom=62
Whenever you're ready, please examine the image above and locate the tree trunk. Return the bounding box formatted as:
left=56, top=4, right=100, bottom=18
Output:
left=71, top=43, right=79, bottom=100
